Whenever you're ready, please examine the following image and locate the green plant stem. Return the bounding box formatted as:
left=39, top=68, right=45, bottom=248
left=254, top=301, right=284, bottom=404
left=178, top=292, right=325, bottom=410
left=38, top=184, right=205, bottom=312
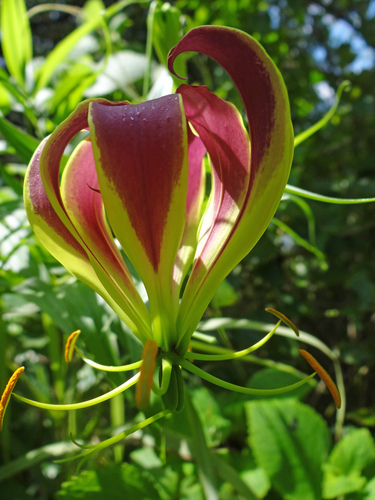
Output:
left=110, top=394, right=125, bottom=463
left=185, top=392, right=218, bottom=500
left=143, top=1, right=157, bottom=99
left=284, top=184, right=375, bottom=204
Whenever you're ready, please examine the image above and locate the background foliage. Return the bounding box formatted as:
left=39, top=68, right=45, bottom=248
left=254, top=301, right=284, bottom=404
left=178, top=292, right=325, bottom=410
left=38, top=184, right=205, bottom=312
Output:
left=0, top=0, right=374, bottom=498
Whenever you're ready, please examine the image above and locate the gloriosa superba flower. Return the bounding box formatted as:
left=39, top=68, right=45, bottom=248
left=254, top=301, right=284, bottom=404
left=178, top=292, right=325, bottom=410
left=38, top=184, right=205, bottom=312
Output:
left=1, top=26, right=340, bottom=453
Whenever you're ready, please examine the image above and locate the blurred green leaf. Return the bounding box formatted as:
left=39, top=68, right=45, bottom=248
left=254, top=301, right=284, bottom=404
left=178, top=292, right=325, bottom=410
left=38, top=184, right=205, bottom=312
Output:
left=56, top=464, right=160, bottom=499
left=211, top=279, right=238, bottom=310
left=323, top=428, right=375, bottom=498
left=0, top=117, right=40, bottom=164
left=248, top=368, right=314, bottom=400
left=34, top=0, right=144, bottom=93
left=0, top=0, right=32, bottom=88
left=0, top=441, right=78, bottom=481
left=191, top=386, right=231, bottom=447
left=247, top=398, right=330, bottom=500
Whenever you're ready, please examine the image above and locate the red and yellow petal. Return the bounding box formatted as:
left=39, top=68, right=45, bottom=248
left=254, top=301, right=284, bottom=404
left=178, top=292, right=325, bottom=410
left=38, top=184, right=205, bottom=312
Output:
left=89, top=95, right=189, bottom=349
left=60, top=138, right=150, bottom=338
left=171, top=126, right=206, bottom=299
left=25, top=100, right=152, bottom=340
left=169, top=27, right=294, bottom=350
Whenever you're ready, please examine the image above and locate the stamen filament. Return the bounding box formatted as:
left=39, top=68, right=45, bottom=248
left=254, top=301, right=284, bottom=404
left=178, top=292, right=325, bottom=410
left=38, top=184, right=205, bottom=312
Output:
left=13, top=372, right=140, bottom=411
left=265, top=308, right=299, bottom=336
left=184, top=321, right=281, bottom=361
left=75, top=347, right=143, bottom=372
left=153, top=357, right=173, bottom=396
left=180, top=358, right=316, bottom=395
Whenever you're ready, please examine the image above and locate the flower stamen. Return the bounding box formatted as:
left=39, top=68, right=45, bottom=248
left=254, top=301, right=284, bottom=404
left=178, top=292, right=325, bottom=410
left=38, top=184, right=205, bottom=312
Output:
left=136, top=339, right=158, bottom=409
left=185, top=321, right=281, bottom=361
left=65, top=329, right=81, bottom=362
left=0, top=367, right=25, bottom=430
left=299, top=349, right=341, bottom=409
left=266, top=308, right=300, bottom=336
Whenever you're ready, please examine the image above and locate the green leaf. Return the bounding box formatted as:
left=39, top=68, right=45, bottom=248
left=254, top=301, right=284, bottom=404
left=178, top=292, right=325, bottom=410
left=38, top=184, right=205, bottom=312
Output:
left=248, top=368, right=314, bottom=400
left=364, top=477, right=375, bottom=500
left=211, top=453, right=259, bottom=500
left=185, top=393, right=219, bottom=500
left=191, top=386, right=231, bottom=447
left=211, top=279, right=238, bottom=309
left=0, top=442, right=78, bottom=481
left=246, top=398, right=330, bottom=500
left=56, top=464, right=160, bottom=499
left=0, top=0, right=32, bottom=88
left=48, top=63, right=97, bottom=122
left=322, top=428, right=375, bottom=498
left=323, top=473, right=366, bottom=499
left=34, top=0, right=143, bottom=92
left=130, top=448, right=204, bottom=500
left=328, top=428, right=375, bottom=475
left=0, top=83, right=12, bottom=112
left=0, top=117, right=40, bottom=164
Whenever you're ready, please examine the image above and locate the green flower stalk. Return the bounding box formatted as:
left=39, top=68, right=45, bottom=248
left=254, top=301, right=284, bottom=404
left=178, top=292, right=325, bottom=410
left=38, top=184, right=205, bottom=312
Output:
left=1, top=26, right=333, bottom=451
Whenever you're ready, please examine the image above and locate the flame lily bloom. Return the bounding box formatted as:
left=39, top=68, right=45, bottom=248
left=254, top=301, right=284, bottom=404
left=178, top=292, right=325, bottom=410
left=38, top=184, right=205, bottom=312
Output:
left=24, top=26, right=294, bottom=352
left=6, top=25, right=328, bottom=441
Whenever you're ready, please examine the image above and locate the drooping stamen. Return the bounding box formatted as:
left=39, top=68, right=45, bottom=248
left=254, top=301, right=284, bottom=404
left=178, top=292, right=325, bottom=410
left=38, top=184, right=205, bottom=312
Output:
left=75, top=347, right=143, bottom=372
left=65, top=329, right=81, bottom=362
left=180, top=358, right=315, bottom=396
left=299, top=349, right=341, bottom=409
left=13, top=372, right=140, bottom=410
left=0, top=367, right=25, bottom=430
left=136, top=340, right=158, bottom=409
left=266, top=308, right=300, bottom=336
left=184, top=321, right=281, bottom=361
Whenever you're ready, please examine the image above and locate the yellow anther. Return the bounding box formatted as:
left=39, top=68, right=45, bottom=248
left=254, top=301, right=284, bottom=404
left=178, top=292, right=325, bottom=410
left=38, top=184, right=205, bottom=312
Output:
left=64, top=329, right=81, bottom=363
left=0, top=367, right=25, bottom=430
left=266, top=307, right=300, bottom=336
left=299, top=349, right=341, bottom=409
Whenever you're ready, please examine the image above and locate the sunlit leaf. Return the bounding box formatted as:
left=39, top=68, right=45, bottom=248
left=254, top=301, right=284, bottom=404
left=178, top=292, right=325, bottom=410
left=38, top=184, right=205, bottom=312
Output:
left=0, top=0, right=32, bottom=88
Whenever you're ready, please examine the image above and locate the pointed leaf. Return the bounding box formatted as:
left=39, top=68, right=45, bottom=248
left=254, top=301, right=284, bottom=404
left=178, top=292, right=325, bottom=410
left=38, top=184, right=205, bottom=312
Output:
left=0, top=0, right=32, bottom=88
